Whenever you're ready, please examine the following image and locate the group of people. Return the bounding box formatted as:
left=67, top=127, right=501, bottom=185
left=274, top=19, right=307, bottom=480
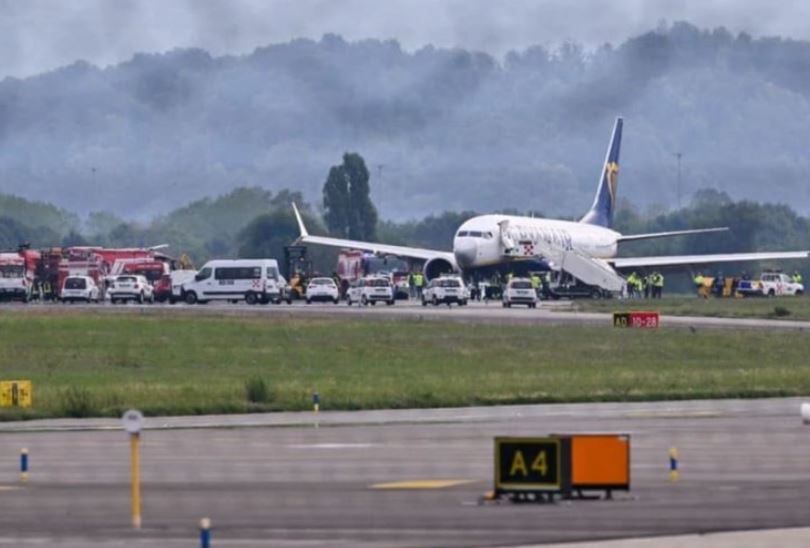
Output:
left=625, top=271, right=665, bottom=299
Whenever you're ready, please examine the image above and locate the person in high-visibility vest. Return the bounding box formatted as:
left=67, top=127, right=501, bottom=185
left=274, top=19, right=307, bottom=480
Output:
left=530, top=273, right=541, bottom=298
left=627, top=272, right=639, bottom=298
left=413, top=272, right=424, bottom=299
left=652, top=271, right=665, bottom=299
left=693, top=272, right=705, bottom=297
left=793, top=271, right=803, bottom=285
left=643, top=273, right=651, bottom=299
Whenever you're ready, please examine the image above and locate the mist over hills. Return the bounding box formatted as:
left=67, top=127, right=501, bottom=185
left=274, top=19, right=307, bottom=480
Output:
left=2, top=21, right=810, bottom=221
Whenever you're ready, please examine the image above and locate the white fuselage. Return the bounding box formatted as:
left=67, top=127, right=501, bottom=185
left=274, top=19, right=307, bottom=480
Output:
left=452, top=214, right=620, bottom=270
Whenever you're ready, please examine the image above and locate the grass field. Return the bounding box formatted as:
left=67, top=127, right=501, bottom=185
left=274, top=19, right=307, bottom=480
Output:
left=0, top=311, right=808, bottom=420
left=572, top=295, right=810, bottom=320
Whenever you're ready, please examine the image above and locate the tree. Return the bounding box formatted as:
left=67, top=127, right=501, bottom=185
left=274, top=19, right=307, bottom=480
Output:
left=322, top=153, right=378, bottom=240
left=323, top=165, right=350, bottom=237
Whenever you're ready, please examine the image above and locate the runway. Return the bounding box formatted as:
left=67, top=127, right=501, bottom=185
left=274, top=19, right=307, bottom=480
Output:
left=2, top=398, right=809, bottom=546
left=3, top=299, right=810, bottom=331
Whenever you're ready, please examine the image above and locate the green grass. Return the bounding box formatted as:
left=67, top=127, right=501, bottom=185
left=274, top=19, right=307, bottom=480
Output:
left=0, top=312, right=808, bottom=420
left=571, top=295, right=810, bottom=320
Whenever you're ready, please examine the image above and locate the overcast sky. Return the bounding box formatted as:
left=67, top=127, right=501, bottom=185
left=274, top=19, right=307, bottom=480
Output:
left=2, top=0, right=809, bottom=79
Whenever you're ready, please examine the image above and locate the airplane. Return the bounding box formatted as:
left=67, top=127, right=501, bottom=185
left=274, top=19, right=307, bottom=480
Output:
left=292, top=117, right=809, bottom=291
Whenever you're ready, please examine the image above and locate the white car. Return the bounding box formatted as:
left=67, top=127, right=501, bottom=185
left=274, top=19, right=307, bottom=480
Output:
left=737, top=272, right=804, bottom=297
left=346, top=276, right=395, bottom=306
left=306, top=277, right=340, bottom=304
left=61, top=276, right=100, bottom=303
left=502, top=277, right=538, bottom=308
left=109, top=274, right=154, bottom=304
left=422, top=276, right=468, bottom=306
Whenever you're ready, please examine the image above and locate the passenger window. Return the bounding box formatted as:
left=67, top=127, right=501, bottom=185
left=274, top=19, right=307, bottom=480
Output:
left=196, top=268, right=212, bottom=281
left=457, top=231, right=469, bottom=237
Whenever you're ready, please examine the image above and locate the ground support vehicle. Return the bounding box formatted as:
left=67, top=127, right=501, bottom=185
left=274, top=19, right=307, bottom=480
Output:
left=109, top=275, right=154, bottom=304
left=182, top=259, right=284, bottom=305
left=502, top=278, right=538, bottom=308
left=155, top=270, right=197, bottom=303
left=336, top=250, right=411, bottom=299
left=306, top=277, right=340, bottom=304
left=422, top=276, right=468, bottom=306
left=736, top=272, right=803, bottom=297
left=345, top=276, right=396, bottom=306
left=61, top=276, right=101, bottom=303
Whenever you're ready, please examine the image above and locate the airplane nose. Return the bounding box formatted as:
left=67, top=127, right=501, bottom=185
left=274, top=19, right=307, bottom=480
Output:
left=454, top=240, right=478, bottom=268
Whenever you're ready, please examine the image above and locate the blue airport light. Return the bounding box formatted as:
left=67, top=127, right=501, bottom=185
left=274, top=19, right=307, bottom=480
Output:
left=200, top=517, right=211, bottom=548
left=20, top=448, right=28, bottom=483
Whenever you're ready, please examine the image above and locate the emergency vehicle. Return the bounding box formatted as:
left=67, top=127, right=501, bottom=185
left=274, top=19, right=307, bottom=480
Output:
left=737, top=271, right=804, bottom=297
left=336, top=250, right=410, bottom=299
left=0, top=247, right=40, bottom=302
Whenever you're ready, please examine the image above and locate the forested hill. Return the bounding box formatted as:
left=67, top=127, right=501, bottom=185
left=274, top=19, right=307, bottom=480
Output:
left=2, top=21, right=810, bottom=220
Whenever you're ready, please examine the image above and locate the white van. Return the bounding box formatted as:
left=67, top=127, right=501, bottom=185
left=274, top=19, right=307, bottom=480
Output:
left=182, top=259, right=284, bottom=305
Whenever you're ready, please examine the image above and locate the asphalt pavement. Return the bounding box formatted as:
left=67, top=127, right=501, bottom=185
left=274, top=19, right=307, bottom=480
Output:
left=2, top=398, right=810, bottom=546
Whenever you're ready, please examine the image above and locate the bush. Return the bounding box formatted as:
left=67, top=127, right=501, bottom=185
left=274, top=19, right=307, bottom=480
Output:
left=773, top=306, right=791, bottom=317
left=60, top=387, right=98, bottom=417
left=244, top=377, right=271, bottom=404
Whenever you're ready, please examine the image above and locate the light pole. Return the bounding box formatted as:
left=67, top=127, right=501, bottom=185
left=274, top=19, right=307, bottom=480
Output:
left=673, top=152, right=683, bottom=209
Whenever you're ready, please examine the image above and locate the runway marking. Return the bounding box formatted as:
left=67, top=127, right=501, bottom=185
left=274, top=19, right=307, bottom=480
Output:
left=0, top=486, right=20, bottom=492
left=287, top=443, right=375, bottom=449
left=370, top=479, right=475, bottom=490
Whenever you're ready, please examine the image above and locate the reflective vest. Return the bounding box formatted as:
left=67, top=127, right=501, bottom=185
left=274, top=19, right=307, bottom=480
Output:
left=530, top=275, right=540, bottom=289
left=793, top=273, right=803, bottom=284
left=414, top=274, right=424, bottom=287
left=693, top=275, right=704, bottom=286
left=654, top=273, right=664, bottom=287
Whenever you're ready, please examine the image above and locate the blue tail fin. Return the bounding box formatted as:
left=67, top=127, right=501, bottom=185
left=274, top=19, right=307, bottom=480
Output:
left=580, top=117, right=623, bottom=229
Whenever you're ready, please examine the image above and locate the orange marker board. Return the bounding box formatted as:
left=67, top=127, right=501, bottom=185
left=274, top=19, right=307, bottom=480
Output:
left=571, top=435, right=629, bottom=488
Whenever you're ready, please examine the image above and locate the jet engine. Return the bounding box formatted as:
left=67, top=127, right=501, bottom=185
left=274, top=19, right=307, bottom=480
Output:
left=423, top=257, right=458, bottom=280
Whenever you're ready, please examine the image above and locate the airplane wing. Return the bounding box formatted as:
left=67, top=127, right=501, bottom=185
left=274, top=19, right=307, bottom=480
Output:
left=291, top=203, right=453, bottom=263
left=617, top=227, right=728, bottom=243
left=612, top=250, right=810, bottom=270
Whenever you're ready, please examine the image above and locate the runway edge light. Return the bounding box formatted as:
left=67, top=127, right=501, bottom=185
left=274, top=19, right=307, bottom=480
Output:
left=20, top=448, right=28, bottom=483
left=801, top=403, right=810, bottom=425
left=200, top=517, right=211, bottom=548
left=669, top=447, right=679, bottom=482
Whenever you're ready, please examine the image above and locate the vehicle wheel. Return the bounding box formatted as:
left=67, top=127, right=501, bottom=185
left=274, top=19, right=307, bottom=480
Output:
left=506, top=302, right=511, bottom=308
left=502, top=302, right=507, bottom=308
left=370, top=301, right=377, bottom=306
left=306, top=298, right=311, bottom=305
left=169, top=296, right=176, bottom=305
left=531, top=303, right=537, bottom=309
left=461, top=300, right=468, bottom=306
left=591, top=289, right=602, bottom=300
left=768, top=289, right=776, bottom=297
left=387, top=300, right=394, bottom=306
left=421, top=298, right=427, bottom=307
left=361, top=295, right=368, bottom=307
left=797, top=290, right=804, bottom=296
left=185, top=292, right=198, bottom=305
left=347, top=297, right=352, bottom=306
left=137, top=293, right=144, bottom=304
left=245, top=292, right=258, bottom=305
left=333, top=298, right=339, bottom=305
left=432, top=296, right=438, bottom=306
left=110, top=298, right=117, bottom=305
left=286, top=298, right=292, bottom=305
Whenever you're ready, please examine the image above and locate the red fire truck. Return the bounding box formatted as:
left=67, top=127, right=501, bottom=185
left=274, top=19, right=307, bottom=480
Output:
left=336, top=249, right=411, bottom=299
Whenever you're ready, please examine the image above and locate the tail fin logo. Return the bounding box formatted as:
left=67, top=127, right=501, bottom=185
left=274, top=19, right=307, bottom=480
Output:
left=605, top=161, right=619, bottom=208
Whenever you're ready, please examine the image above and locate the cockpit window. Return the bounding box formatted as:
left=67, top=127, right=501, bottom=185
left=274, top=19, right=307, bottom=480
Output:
left=456, top=231, right=469, bottom=237
left=484, top=232, right=493, bottom=239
